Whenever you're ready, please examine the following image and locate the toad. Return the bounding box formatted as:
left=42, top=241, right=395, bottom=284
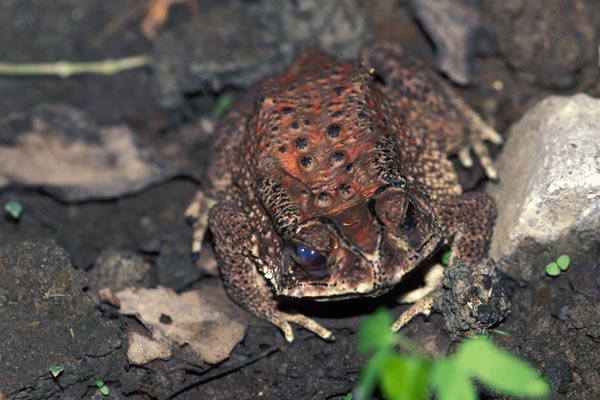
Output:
left=186, top=42, right=503, bottom=342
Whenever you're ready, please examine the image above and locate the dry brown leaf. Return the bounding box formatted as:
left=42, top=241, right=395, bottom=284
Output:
left=116, top=286, right=246, bottom=364
left=127, top=331, right=172, bottom=365
left=0, top=105, right=174, bottom=201
left=142, top=0, right=198, bottom=39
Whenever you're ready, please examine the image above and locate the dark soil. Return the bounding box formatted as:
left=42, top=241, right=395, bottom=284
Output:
left=0, top=1, right=598, bottom=399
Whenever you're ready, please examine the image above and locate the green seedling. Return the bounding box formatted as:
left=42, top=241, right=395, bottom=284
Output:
left=556, top=254, right=570, bottom=271
left=212, top=94, right=235, bottom=117
left=95, top=379, right=109, bottom=396
left=49, top=365, right=64, bottom=378
left=545, top=262, right=560, bottom=276
left=545, top=254, right=570, bottom=277
left=4, top=200, right=22, bottom=219
left=441, top=250, right=451, bottom=266
left=350, top=309, right=550, bottom=400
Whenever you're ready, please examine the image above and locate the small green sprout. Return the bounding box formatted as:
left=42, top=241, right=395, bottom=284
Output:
left=556, top=254, right=570, bottom=271
left=212, top=94, right=235, bottom=117
left=351, top=309, right=550, bottom=400
left=49, top=365, right=64, bottom=378
left=545, top=254, right=571, bottom=277
left=4, top=200, right=22, bottom=219
left=95, top=379, right=109, bottom=396
left=545, top=262, right=560, bottom=276
left=441, top=250, right=451, bottom=266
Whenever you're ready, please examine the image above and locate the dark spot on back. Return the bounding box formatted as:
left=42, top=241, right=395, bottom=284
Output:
left=295, top=137, right=309, bottom=150
left=327, top=125, right=341, bottom=138
left=282, top=107, right=294, bottom=115
left=300, top=156, right=313, bottom=168
left=332, top=151, right=345, bottom=163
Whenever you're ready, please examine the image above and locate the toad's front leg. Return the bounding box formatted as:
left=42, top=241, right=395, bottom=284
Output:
left=434, top=192, right=510, bottom=336
left=392, top=192, right=509, bottom=333
left=209, top=201, right=333, bottom=343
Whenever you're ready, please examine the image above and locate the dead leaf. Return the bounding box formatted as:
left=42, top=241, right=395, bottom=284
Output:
left=142, top=0, right=199, bottom=39
left=116, top=286, right=246, bottom=364
left=127, top=331, right=172, bottom=365
left=0, top=104, right=174, bottom=201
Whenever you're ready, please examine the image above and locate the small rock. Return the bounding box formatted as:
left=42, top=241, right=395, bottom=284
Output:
left=98, top=287, right=121, bottom=308
left=436, top=259, right=511, bottom=339
left=489, top=94, right=600, bottom=283
left=88, top=249, right=153, bottom=299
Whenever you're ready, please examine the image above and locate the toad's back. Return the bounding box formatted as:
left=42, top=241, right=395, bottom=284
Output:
left=243, top=49, right=424, bottom=224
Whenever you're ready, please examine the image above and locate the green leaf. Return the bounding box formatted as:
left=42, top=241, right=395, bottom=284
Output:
left=212, top=94, right=235, bottom=117
left=455, top=337, right=550, bottom=397
left=358, top=309, right=394, bottom=354
left=355, top=350, right=388, bottom=400
left=441, top=250, right=451, bottom=266
left=430, top=358, right=476, bottom=400
left=99, top=385, right=109, bottom=395
left=95, top=379, right=105, bottom=388
left=4, top=200, right=22, bottom=219
left=344, top=394, right=352, bottom=400
left=545, top=262, right=560, bottom=276
left=556, top=254, right=570, bottom=271
left=380, top=355, right=430, bottom=400
left=49, top=365, right=64, bottom=378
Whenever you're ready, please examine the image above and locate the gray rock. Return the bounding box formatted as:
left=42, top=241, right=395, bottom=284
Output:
left=410, top=0, right=480, bottom=85
left=482, top=0, right=598, bottom=89
left=488, top=94, right=600, bottom=283
left=152, top=0, right=367, bottom=108
left=0, top=240, right=125, bottom=400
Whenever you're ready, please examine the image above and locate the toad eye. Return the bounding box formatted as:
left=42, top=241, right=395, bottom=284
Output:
left=401, top=199, right=419, bottom=231
left=291, top=245, right=328, bottom=277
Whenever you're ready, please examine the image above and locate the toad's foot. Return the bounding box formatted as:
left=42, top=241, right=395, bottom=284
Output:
left=268, top=309, right=334, bottom=343
left=451, top=97, right=503, bottom=180
left=393, top=263, right=444, bottom=332
left=185, top=190, right=216, bottom=260
left=392, top=290, right=440, bottom=332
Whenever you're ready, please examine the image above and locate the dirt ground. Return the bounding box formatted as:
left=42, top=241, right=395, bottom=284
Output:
left=0, top=1, right=599, bottom=399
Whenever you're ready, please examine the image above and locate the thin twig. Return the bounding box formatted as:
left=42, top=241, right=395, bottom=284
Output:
left=0, top=54, right=150, bottom=78
left=166, top=345, right=282, bottom=399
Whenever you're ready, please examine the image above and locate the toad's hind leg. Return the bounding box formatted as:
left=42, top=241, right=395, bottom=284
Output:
left=186, top=88, right=257, bottom=261
left=209, top=201, right=333, bottom=343
left=360, top=41, right=502, bottom=179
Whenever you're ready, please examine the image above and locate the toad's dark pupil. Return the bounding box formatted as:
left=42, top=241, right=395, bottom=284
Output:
left=294, top=245, right=327, bottom=275
left=402, top=199, right=418, bottom=231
